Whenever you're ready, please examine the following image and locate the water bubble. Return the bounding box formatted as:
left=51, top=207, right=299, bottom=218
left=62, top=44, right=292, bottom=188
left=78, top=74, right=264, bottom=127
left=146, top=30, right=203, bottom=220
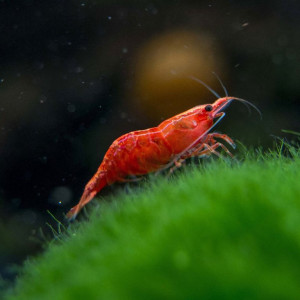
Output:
left=151, top=7, right=158, bottom=15
left=75, top=66, right=83, bottom=73
left=120, top=112, right=127, bottom=119
left=35, top=62, right=44, bottom=70
left=145, top=4, right=158, bottom=14
left=48, top=186, right=72, bottom=205
left=40, top=156, right=47, bottom=164
left=67, top=103, right=76, bottom=113
left=40, top=95, right=47, bottom=104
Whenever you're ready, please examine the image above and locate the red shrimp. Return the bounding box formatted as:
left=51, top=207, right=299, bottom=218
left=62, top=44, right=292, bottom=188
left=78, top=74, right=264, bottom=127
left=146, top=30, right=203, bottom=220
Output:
left=66, top=77, right=261, bottom=220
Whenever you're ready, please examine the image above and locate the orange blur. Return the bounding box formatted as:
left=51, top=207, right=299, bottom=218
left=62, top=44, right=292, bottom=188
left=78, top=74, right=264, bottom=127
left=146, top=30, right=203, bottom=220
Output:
left=131, top=30, right=227, bottom=120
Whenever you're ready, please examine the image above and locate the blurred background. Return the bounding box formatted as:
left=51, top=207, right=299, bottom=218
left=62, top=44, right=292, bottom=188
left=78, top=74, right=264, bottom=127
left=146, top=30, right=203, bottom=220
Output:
left=0, top=0, right=299, bottom=284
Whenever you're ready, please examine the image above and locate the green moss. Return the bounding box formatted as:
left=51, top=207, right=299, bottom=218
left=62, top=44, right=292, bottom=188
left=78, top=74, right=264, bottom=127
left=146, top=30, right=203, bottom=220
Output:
left=5, top=147, right=300, bottom=300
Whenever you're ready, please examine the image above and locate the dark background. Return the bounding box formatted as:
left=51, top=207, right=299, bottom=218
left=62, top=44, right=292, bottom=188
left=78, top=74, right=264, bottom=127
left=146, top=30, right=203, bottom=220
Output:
left=0, top=0, right=299, bottom=283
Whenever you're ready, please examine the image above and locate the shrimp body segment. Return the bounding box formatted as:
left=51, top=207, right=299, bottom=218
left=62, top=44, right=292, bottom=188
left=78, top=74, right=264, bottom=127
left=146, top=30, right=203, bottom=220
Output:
left=66, top=96, right=247, bottom=220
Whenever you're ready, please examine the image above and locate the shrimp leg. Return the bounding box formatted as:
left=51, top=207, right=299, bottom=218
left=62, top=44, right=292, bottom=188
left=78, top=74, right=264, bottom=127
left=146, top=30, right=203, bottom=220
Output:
left=168, top=133, right=235, bottom=175
left=185, top=133, right=235, bottom=158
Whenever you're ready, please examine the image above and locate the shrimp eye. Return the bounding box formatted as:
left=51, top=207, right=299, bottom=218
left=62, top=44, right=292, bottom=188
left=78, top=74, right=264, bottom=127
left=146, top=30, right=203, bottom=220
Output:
left=205, top=105, right=213, bottom=112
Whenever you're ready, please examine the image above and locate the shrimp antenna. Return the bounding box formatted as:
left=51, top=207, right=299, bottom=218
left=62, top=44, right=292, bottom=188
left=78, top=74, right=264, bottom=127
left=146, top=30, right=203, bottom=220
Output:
left=187, top=74, right=262, bottom=119
left=212, top=72, right=228, bottom=97
left=188, top=75, right=221, bottom=99
left=233, top=97, right=263, bottom=120
left=212, top=72, right=254, bottom=116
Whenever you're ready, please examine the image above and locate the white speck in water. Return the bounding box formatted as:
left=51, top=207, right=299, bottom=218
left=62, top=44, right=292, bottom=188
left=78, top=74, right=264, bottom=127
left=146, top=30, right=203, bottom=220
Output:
left=40, top=95, right=47, bottom=104
left=120, top=112, right=127, bottom=119
left=48, top=186, right=72, bottom=205
left=36, top=62, right=44, bottom=70
left=108, top=16, right=112, bottom=20
left=67, top=104, right=76, bottom=113
left=99, top=105, right=102, bottom=109
left=75, top=66, right=83, bottom=73
left=151, top=7, right=158, bottom=15
left=170, top=69, right=177, bottom=75
left=81, top=3, right=85, bottom=6
left=122, top=47, right=128, bottom=54
left=0, top=78, right=4, bottom=83
left=242, top=22, right=249, bottom=27
left=145, top=4, right=158, bottom=14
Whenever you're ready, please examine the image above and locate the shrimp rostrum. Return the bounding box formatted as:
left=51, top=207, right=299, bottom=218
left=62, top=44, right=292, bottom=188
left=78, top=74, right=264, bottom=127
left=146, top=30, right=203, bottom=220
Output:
left=66, top=77, right=261, bottom=220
